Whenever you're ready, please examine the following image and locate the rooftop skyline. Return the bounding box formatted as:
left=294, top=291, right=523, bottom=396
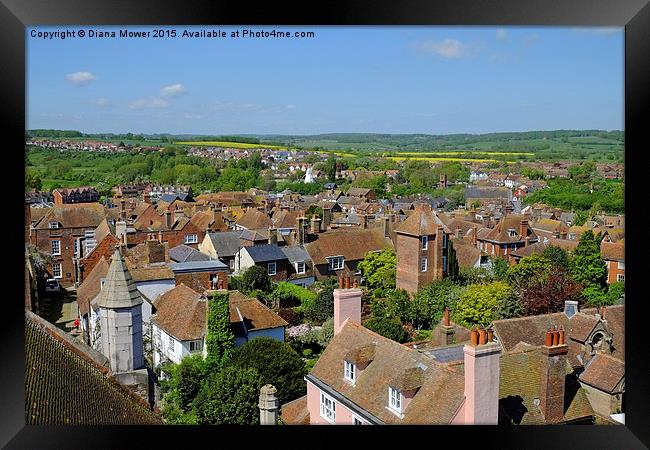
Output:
left=27, top=26, right=623, bottom=135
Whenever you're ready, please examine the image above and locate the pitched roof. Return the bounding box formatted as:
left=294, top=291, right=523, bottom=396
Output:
left=394, top=204, right=448, bottom=237
left=465, top=186, right=512, bottom=200
left=510, top=239, right=578, bottom=258
left=235, top=208, right=272, bottom=230
left=25, top=310, right=162, bottom=425
left=601, top=241, right=625, bottom=262
left=281, top=245, right=310, bottom=264
left=244, top=244, right=288, bottom=263
left=483, top=214, right=538, bottom=243
left=531, top=218, right=569, bottom=233
left=280, top=395, right=310, bottom=425
left=304, top=228, right=393, bottom=265
left=152, top=285, right=207, bottom=341
left=168, top=260, right=228, bottom=273
left=579, top=353, right=625, bottom=394
left=96, top=249, right=143, bottom=309
left=169, top=244, right=210, bottom=263
left=129, top=265, right=175, bottom=282
left=347, top=187, right=372, bottom=197
left=271, top=209, right=303, bottom=229
left=77, top=256, right=110, bottom=316
left=207, top=231, right=244, bottom=258
left=309, top=321, right=465, bottom=424
left=228, top=290, right=288, bottom=332
left=452, top=241, right=482, bottom=268
left=34, top=203, right=106, bottom=229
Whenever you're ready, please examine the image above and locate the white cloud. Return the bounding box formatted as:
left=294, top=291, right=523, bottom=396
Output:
left=496, top=28, right=508, bottom=42
left=66, top=71, right=96, bottom=85
left=160, top=83, right=187, bottom=98
left=418, top=39, right=482, bottom=59
left=129, top=98, right=169, bottom=109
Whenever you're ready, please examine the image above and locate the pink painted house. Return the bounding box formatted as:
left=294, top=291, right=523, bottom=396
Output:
left=281, top=286, right=502, bottom=425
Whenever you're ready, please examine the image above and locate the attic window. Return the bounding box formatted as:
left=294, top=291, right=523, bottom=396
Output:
left=388, top=387, right=402, bottom=414
left=344, top=361, right=356, bottom=383
left=49, top=221, right=59, bottom=229
left=507, top=229, right=517, bottom=237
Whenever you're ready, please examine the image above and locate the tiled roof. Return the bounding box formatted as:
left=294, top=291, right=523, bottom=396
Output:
left=347, top=187, right=372, bottom=197
left=304, top=228, right=393, bottom=265
left=271, top=209, right=303, bottom=229
left=465, top=186, right=512, bottom=200
left=34, top=203, right=106, bottom=229
left=510, top=238, right=578, bottom=258
left=169, top=260, right=228, bottom=273
left=77, top=256, right=110, bottom=316
left=280, top=395, right=310, bottom=425
left=601, top=241, right=625, bottom=262
left=394, top=204, right=448, bottom=237
left=152, top=285, right=208, bottom=341
left=452, top=241, right=481, bottom=268
left=309, top=321, right=465, bottom=424
left=236, top=208, right=272, bottom=230
left=483, top=214, right=537, bottom=243
left=129, top=266, right=175, bottom=282
left=531, top=218, right=569, bottom=233
left=579, top=354, right=625, bottom=393
left=25, top=310, right=162, bottom=425
left=228, top=291, right=288, bottom=332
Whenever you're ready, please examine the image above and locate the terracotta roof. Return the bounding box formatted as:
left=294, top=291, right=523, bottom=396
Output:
left=483, top=214, right=538, bottom=243
left=568, top=314, right=599, bottom=342
left=510, top=238, right=578, bottom=258
left=152, top=285, right=208, bottom=341
left=452, top=241, right=482, bottom=268
left=236, top=208, right=273, bottom=230
left=531, top=218, right=569, bottom=233
left=34, top=203, right=106, bottom=229
left=601, top=241, right=625, bottom=262
left=281, top=395, right=310, bottom=425
left=394, top=204, right=448, bottom=236
left=347, top=187, right=372, bottom=197
left=25, top=310, right=162, bottom=425
left=304, top=228, right=393, bottom=265
left=309, top=320, right=465, bottom=424
left=228, top=290, right=288, bottom=332
left=579, top=354, right=625, bottom=393
left=271, top=209, right=303, bottom=229
left=77, top=257, right=110, bottom=316
left=129, top=265, right=175, bottom=282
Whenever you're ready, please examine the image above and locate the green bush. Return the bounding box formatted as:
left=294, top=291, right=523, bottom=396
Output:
left=364, top=315, right=408, bottom=343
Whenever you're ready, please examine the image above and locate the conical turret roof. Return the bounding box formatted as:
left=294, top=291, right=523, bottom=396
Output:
left=96, top=247, right=143, bottom=309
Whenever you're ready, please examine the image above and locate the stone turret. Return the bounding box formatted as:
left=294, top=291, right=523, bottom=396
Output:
left=97, top=247, right=145, bottom=373
left=259, top=384, right=279, bottom=425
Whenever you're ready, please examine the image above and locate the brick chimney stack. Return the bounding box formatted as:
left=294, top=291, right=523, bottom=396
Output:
left=383, top=215, right=390, bottom=238
left=540, top=324, right=569, bottom=424
left=143, top=193, right=151, bottom=204
left=440, top=307, right=454, bottom=345
left=310, top=215, right=321, bottom=234
left=360, top=214, right=368, bottom=229
left=455, top=225, right=462, bottom=240
left=519, top=219, right=528, bottom=239
left=333, top=279, right=362, bottom=335
left=164, top=211, right=172, bottom=229
left=268, top=227, right=277, bottom=246
left=472, top=226, right=478, bottom=247
left=462, top=327, right=501, bottom=424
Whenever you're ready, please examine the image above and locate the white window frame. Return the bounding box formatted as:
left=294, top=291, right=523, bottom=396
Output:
left=618, top=261, right=625, bottom=270
left=617, top=274, right=625, bottom=282
left=52, top=263, right=62, bottom=279
left=328, top=256, right=344, bottom=271
left=352, top=415, right=365, bottom=425
left=421, top=235, right=428, bottom=250
left=296, top=261, right=306, bottom=274
left=320, top=392, right=336, bottom=424
left=168, top=335, right=175, bottom=352
left=73, top=239, right=79, bottom=257
left=185, top=234, right=198, bottom=244
left=344, top=361, right=356, bottom=383
left=388, top=387, right=402, bottom=414
left=51, top=240, right=61, bottom=256
left=421, top=258, right=428, bottom=272
left=267, top=262, right=277, bottom=276
left=48, top=221, right=59, bottom=229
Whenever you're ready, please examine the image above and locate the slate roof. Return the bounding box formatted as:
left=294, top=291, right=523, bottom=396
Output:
left=579, top=354, right=625, bottom=393
left=465, top=186, right=512, bottom=200
left=169, top=244, right=210, bottom=263
left=245, top=244, right=288, bottom=263
left=308, top=320, right=465, bottom=424
left=168, top=260, right=228, bottom=273
left=25, top=310, right=162, bottom=425
left=207, top=231, right=244, bottom=258
left=96, top=250, right=143, bottom=309
left=304, top=228, right=393, bottom=265
left=281, top=245, right=310, bottom=264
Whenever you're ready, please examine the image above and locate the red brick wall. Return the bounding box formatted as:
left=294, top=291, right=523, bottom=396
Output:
left=396, top=231, right=446, bottom=295
left=78, top=234, right=120, bottom=282
left=606, top=260, right=625, bottom=284
left=32, top=227, right=87, bottom=287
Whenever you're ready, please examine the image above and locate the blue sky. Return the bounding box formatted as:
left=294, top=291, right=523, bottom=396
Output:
left=27, top=26, right=624, bottom=135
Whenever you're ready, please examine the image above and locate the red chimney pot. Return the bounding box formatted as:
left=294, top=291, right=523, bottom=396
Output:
left=443, top=308, right=450, bottom=327
left=558, top=327, right=565, bottom=345
left=470, top=329, right=479, bottom=346
left=478, top=328, right=487, bottom=345
left=552, top=330, right=560, bottom=346
left=544, top=329, right=553, bottom=347
left=487, top=328, right=494, bottom=342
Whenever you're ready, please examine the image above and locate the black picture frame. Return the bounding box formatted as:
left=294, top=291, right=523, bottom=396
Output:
left=3, top=0, right=649, bottom=448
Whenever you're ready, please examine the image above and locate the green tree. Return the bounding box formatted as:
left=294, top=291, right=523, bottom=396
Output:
left=240, top=265, right=273, bottom=294
left=205, top=292, right=235, bottom=368
left=231, top=337, right=306, bottom=404
left=267, top=282, right=316, bottom=312
left=193, top=366, right=263, bottom=425
left=162, top=354, right=207, bottom=411
left=357, top=248, right=397, bottom=295
left=325, top=155, right=337, bottom=183
left=410, top=280, right=464, bottom=329
left=541, top=245, right=571, bottom=272
left=453, top=281, right=513, bottom=328
left=364, top=315, right=408, bottom=343
left=492, top=257, right=509, bottom=281
left=571, top=230, right=607, bottom=288
left=506, top=254, right=553, bottom=288
left=606, top=281, right=625, bottom=305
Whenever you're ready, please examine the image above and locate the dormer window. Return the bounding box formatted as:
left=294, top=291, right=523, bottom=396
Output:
left=49, top=221, right=59, bottom=229
left=388, top=387, right=402, bottom=414
left=421, top=236, right=428, bottom=250
left=507, top=229, right=517, bottom=238
left=344, top=360, right=356, bottom=383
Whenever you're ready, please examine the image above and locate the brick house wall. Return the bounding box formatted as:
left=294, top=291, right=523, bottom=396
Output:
left=32, top=227, right=89, bottom=287
left=78, top=234, right=120, bottom=283
left=396, top=229, right=448, bottom=295
left=605, top=260, right=625, bottom=284
left=255, top=259, right=290, bottom=283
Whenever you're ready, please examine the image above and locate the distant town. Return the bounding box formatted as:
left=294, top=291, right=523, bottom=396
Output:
left=25, top=130, right=625, bottom=426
